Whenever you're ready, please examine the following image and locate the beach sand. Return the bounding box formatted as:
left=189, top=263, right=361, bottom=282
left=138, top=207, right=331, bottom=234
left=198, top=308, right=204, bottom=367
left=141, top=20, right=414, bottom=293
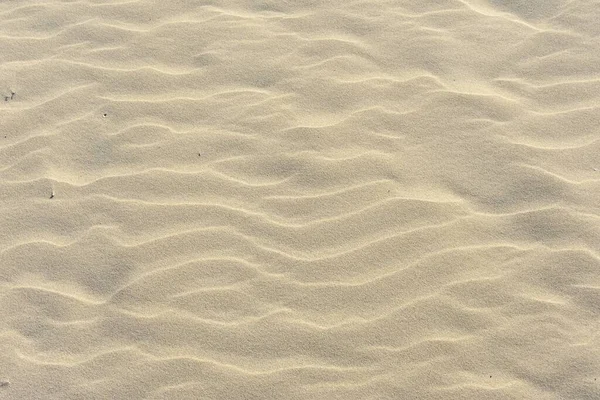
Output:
left=1, top=0, right=599, bottom=399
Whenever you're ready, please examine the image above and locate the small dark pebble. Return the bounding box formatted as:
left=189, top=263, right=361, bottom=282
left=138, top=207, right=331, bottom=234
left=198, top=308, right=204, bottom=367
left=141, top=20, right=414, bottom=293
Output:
left=103, top=113, right=108, bottom=117
left=0, top=381, right=9, bottom=387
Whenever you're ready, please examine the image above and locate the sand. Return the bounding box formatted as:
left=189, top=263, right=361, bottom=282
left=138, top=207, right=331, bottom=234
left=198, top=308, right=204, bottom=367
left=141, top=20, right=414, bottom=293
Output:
left=1, top=0, right=599, bottom=399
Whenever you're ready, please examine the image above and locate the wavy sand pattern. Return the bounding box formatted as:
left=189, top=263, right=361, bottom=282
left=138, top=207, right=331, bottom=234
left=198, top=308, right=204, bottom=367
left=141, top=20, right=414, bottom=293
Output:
left=1, top=0, right=599, bottom=399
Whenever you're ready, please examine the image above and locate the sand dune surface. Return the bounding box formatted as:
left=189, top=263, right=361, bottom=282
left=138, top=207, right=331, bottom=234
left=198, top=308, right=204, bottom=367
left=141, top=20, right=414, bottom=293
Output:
left=1, top=0, right=599, bottom=399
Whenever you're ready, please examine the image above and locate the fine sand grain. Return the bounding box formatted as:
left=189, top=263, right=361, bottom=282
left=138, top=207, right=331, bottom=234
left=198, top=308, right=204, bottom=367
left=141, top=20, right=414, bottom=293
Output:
left=1, top=0, right=599, bottom=399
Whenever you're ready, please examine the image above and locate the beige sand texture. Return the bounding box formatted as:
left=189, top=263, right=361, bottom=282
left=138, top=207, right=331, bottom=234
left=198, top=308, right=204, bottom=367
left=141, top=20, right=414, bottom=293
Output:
left=1, top=0, right=600, bottom=399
